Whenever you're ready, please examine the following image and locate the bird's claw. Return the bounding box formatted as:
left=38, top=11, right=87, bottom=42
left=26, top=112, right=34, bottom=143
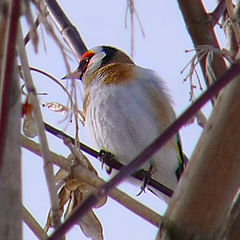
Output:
left=137, top=164, right=153, bottom=196
left=98, top=149, right=116, bottom=174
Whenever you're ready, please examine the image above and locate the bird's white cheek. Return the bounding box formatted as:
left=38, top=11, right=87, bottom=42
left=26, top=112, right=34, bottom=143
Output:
left=85, top=52, right=107, bottom=77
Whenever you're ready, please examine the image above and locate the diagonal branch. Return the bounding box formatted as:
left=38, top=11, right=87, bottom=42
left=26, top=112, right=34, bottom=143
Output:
left=22, top=205, right=49, bottom=240
left=159, top=72, right=240, bottom=240
left=47, top=61, right=240, bottom=240
left=44, top=122, right=173, bottom=197
left=44, top=0, right=87, bottom=61
left=21, top=135, right=161, bottom=228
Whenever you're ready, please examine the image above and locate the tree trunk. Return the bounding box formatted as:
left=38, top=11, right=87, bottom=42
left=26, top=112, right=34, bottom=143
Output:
left=0, top=64, right=22, bottom=239
left=158, top=73, right=240, bottom=239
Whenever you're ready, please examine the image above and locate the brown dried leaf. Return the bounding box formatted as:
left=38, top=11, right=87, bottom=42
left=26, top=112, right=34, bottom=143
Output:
left=55, top=168, right=69, bottom=184
left=196, top=110, right=207, bottom=128
left=58, top=186, right=71, bottom=209
left=23, top=115, right=38, bottom=138
left=45, top=151, right=107, bottom=237
left=65, top=153, right=107, bottom=207
left=184, top=110, right=207, bottom=129
left=44, top=205, right=64, bottom=232
left=78, top=209, right=104, bottom=240
left=63, top=187, right=104, bottom=240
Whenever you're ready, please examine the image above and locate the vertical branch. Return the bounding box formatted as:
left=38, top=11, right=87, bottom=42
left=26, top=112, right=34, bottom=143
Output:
left=0, top=0, right=21, bottom=171
left=0, top=1, right=22, bottom=239
left=17, top=25, right=62, bottom=231
left=177, top=0, right=227, bottom=87
left=0, top=64, right=22, bottom=239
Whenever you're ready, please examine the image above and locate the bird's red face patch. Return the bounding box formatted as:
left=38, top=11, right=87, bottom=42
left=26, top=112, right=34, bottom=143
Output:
left=81, top=51, right=95, bottom=61
left=78, top=51, right=95, bottom=78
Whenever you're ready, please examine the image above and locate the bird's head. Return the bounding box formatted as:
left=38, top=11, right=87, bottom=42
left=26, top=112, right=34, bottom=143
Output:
left=63, top=46, right=134, bottom=80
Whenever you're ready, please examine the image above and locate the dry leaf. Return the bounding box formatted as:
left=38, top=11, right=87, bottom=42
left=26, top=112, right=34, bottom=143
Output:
left=43, top=102, right=85, bottom=125
left=185, top=110, right=207, bottom=129
left=45, top=152, right=107, bottom=239
left=43, top=102, right=68, bottom=114
left=78, top=209, right=104, bottom=240
left=196, top=110, right=207, bottom=128
left=22, top=98, right=38, bottom=138
left=23, top=115, right=38, bottom=138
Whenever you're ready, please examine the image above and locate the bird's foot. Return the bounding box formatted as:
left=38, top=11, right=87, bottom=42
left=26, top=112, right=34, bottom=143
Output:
left=98, top=149, right=116, bottom=174
left=137, top=164, right=153, bottom=196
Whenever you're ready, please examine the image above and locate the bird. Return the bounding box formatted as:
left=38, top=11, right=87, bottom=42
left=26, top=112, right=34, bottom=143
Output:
left=63, top=46, right=186, bottom=202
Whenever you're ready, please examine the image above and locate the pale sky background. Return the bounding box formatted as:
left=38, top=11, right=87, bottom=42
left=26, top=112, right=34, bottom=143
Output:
left=21, top=1, right=225, bottom=239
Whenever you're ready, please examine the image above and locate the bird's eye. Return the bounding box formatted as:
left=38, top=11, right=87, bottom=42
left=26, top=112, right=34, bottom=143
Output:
left=84, top=56, right=91, bottom=63
left=81, top=51, right=95, bottom=63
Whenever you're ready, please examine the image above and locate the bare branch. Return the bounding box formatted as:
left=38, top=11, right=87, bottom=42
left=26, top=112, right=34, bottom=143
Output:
left=43, top=0, right=87, bottom=61
left=177, top=0, right=227, bottom=88
left=226, top=0, right=240, bottom=58
left=223, top=189, right=240, bottom=239
left=17, top=25, right=62, bottom=230
left=211, top=0, right=226, bottom=26
left=44, top=122, right=173, bottom=197
left=0, top=0, right=21, bottom=171
left=159, top=71, right=240, bottom=239
left=22, top=206, right=48, bottom=240
left=125, top=0, right=145, bottom=57
left=47, top=60, right=240, bottom=240
left=21, top=135, right=161, bottom=229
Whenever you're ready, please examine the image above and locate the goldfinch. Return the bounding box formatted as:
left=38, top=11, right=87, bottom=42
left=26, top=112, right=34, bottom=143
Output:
left=64, top=46, right=186, bottom=201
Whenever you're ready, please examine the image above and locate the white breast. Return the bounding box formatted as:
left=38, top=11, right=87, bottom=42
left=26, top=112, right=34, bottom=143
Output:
left=84, top=68, right=179, bottom=193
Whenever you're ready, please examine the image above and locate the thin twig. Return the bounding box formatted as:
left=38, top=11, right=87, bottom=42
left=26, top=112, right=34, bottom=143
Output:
left=24, top=17, right=40, bottom=46
left=125, top=0, right=145, bottom=57
left=24, top=1, right=39, bottom=52
left=19, top=66, right=85, bottom=125
left=39, top=0, right=86, bottom=144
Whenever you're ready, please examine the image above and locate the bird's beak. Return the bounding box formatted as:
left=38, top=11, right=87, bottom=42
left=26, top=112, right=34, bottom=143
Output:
left=62, top=67, right=82, bottom=80
left=62, top=58, right=89, bottom=80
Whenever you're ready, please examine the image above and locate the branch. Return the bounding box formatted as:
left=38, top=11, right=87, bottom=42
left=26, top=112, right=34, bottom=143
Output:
left=177, top=0, right=227, bottom=87
left=159, top=71, right=240, bottom=239
left=22, top=205, right=48, bottom=240
left=47, top=61, right=240, bottom=240
left=44, top=0, right=87, bottom=61
left=211, top=0, right=226, bottom=26
left=21, top=135, right=161, bottom=228
left=17, top=25, right=61, bottom=230
left=44, top=122, right=173, bottom=197
left=0, top=0, right=21, bottom=171
left=225, top=189, right=240, bottom=239
left=0, top=1, right=22, bottom=239
left=226, top=0, right=240, bottom=58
